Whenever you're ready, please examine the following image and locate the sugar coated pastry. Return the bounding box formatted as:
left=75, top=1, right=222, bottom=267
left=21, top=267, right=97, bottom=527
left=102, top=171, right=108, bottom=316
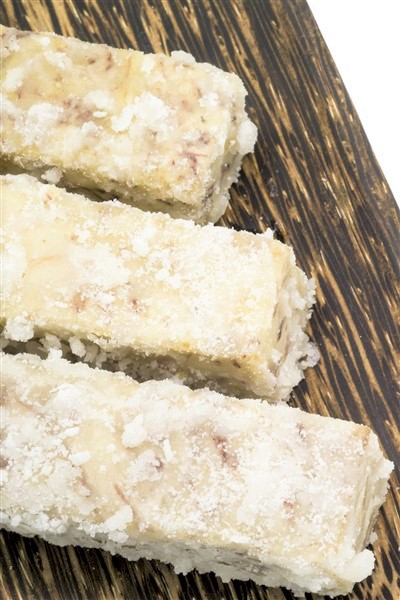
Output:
left=1, top=174, right=317, bottom=401
left=0, top=25, right=257, bottom=223
left=1, top=353, right=392, bottom=597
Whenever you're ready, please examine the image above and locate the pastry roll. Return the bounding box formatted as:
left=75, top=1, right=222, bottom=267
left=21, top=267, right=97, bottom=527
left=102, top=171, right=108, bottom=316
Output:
left=1, top=174, right=316, bottom=401
left=0, top=352, right=392, bottom=597
left=0, top=25, right=257, bottom=223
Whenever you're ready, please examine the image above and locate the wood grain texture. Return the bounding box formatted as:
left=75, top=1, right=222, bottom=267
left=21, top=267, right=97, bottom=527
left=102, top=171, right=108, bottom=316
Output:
left=1, top=0, right=399, bottom=599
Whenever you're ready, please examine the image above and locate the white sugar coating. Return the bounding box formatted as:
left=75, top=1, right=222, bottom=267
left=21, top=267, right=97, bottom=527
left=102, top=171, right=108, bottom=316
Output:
left=44, top=51, right=72, bottom=69
left=4, top=315, right=34, bottom=342
left=171, top=50, right=196, bottom=65
left=0, top=24, right=257, bottom=223
left=199, top=92, right=219, bottom=108
left=23, top=103, right=64, bottom=145
left=237, top=120, right=258, bottom=155
left=1, top=233, right=26, bottom=298
left=69, top=336, right=86, bottom=358
left=69, top=451, right=91, bottom=466
left=84, top=90, right=114, bottom=110
left=80, top=121, right=99, bottom=137
left=68, top=243, right=130, bottom=289
left=3, top=65, right=26, bottom=91
left=132, top=236, right=149, bottom=257
left=1, top=353, right=393, bottom=597
left=140, top=55, right=155, bottom=74
left=48, top=348, right=63, bottom=360
left=122, top=415, right=148, bottom=448
left=2, top=174, right=316, bottom=401
left=111, top=93, right=173, bottom=134
left=62, top=426, right=80, bottom=439
left=37, top=36, right=50, bottom=47
left=41, top=166, right=62, bottom=184
left=103, top=506, right=133, bottom=533
left=111, top=104, right=137, bottom=132
left=0, top=94, right=20, bottom=118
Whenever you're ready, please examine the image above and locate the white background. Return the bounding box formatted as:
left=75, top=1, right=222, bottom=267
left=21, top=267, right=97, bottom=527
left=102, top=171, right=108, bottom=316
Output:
left=308, top=0, right=400, bottom=206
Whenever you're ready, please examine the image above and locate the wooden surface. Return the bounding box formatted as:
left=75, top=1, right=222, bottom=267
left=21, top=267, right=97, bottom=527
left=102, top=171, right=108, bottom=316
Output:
left=1, top=0, right=399, bottom=599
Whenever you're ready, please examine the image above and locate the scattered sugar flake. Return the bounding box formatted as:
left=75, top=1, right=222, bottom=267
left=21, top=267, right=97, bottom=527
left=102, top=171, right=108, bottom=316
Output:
left=4, top=30, right=21, bottom=52
left=112, top=93, right=173, bottom=134
left=155, top=267, right=170, bottom=282
left=81, top=122, right=98, bottom=136
left=301, top=343, right=320, bottom=368
left=132, top=237, right=149, bottom=257
left=3, top=65, right=26, bottom=92
left=127, top=449, right=161, bottom=482
left=93, top=111, right=107, bottom=118
left=108, top=530, right=129, bottom=543
left=140, top=55, right=155, bottom=74
left=68, top=243, right=129, bottom=289
left=162, top=438, right=175, bottom=462
left=103, top=505, right=133, bottom=532
left=71, top=227, right=90, bottom=243
left=122, top=415, right=147, bottom=448
left=171, top=50, right=196, bottom=65
left=84, top=90, right=114, bottom=111
left=182, top=129, right=199, bottom=142
left=2, top=235, right=26, bottom=296
left=41, top=167, right=62, bottom=184
left=70, top=451, right=91, bottom=466
left=69, top=336, right=86, bottom=358
left=61, top=426, right=80, bottom=439
left=237, top=120, right=258, bottom=155
left=95, top=350, right=107, bottom=368
left=113, top=153, right=132, bottom=170
left=44, top=51, right=72, bottom=70
left=369, top=531, right=378, bottom=544
left=49, top=518, right=67, bottom=533
left=49, top=383, right=83, bottom=412
left=10, top=515, right=22, bottom=527
left=61, top=127, right=85, bottom=156
left=1, top=94, right=20, bottom=117
left=79, top=485, right=91, bottom=497
left=95, top=291, right=115, bottom=307
left=111, top=104, right=136, bottom=132
left=83, top=343, right=98, bottom=363
left=199, top=92, right=219, bottom=108
left=4, top=315, right=34, bottom=342
left=34, top=514, right=50, bottom=532
left=338, top=549, right=375, bottom=583
left=271, top=349, right=282, bottom=364
left=24, top=103, right=64, bottom=144
left=37, top=36, right=50, bottom=47
left=48, top=348, right=63, bottom=360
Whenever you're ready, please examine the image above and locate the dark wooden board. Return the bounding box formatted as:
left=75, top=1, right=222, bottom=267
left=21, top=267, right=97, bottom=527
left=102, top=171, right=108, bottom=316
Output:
left=1, top=1, right=399, bottom=599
